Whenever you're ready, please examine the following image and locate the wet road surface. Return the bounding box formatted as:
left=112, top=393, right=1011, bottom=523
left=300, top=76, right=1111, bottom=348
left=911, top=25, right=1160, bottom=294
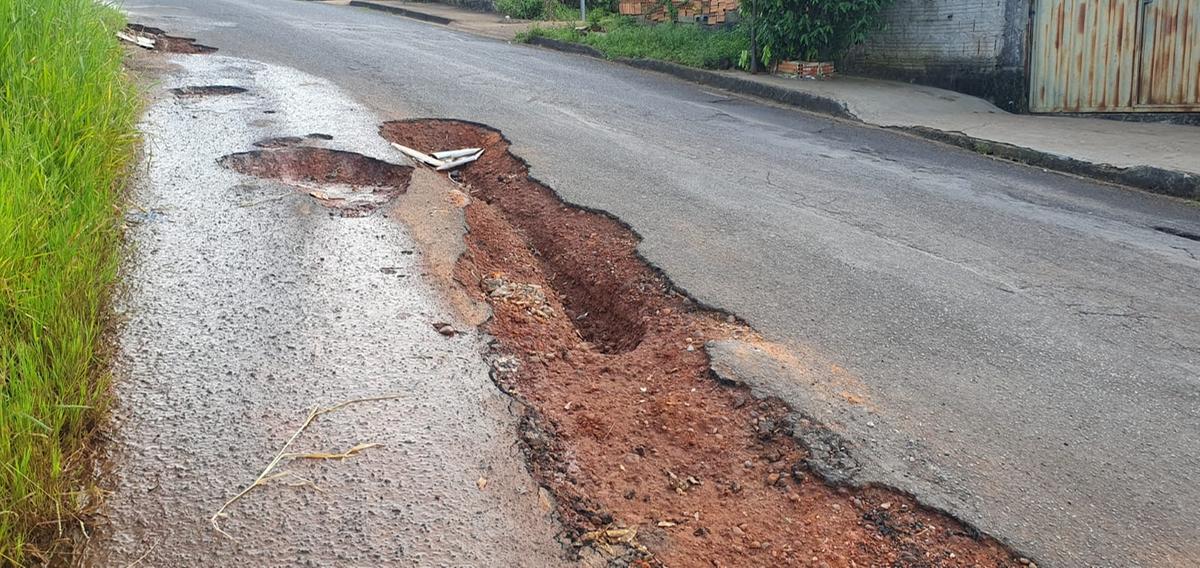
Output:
left=87, top=53, right=568, bottom=566
left=117, top=1, right=1200, bottom=566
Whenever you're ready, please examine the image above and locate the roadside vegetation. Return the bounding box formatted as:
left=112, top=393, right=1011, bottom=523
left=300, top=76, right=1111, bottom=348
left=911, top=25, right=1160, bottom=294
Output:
left=496, top=0, right=591, bottom=21
left=519, top=11, right=749, bottom=69
left=517, top=0, right=891, bottom=70
left=0, top=0, right=139, bottom=562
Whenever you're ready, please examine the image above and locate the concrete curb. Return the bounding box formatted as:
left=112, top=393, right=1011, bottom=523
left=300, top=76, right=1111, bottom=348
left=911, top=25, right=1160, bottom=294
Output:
left=348, top=0, right=454, bottom=25
left=900, top=126, right=1200, bottom=200
left=525, top=36, right=1198, bottom=199
left=526, top=36, right=854, bottom=120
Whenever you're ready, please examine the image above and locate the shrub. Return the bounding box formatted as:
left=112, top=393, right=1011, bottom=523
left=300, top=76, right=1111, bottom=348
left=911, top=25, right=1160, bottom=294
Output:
left=496, top=0, right=545, bottom=19
left=522, top=21, right=748, bottom=69
left=743, top=0, right=892, bottom=64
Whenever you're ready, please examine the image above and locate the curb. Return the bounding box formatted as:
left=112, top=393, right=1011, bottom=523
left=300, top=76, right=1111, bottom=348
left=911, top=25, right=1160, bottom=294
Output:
left=348, top=0, right=454, bottom=25
left=524, top=36, right=1198, bottom=199
left=900, top=126, right=1199, bottom=200
left=526, top=36, right=853, bottom=120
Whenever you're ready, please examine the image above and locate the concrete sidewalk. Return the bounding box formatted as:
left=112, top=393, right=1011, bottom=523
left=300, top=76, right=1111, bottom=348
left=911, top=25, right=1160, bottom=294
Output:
left=345, top=0, right=1199, bottom=198
left=733, top=71, right=1200, bottom=177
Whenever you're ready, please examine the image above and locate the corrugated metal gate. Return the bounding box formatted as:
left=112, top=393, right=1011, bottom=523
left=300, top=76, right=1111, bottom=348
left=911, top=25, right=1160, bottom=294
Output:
left=1030, top=0, right=1199, bottom=112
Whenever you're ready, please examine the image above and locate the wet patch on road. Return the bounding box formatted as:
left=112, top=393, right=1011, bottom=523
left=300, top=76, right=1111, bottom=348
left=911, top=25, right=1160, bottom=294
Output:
left=125, top=24, right=217, bottom=54
left=171, top=85, right=247, bottom=97
left=218, top=147, right=412, bottom=216
left=380, top=118, right=1025, bottom=567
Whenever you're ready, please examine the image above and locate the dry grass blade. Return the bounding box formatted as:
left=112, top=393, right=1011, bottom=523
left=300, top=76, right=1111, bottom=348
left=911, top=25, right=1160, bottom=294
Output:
left=289, top=442, right=381, bottom=460
left=208, top=394, right=401, bottom=538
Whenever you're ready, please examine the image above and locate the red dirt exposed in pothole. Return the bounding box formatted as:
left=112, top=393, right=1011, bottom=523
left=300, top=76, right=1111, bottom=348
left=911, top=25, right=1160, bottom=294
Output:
left=126, top=24, right=217, bottom=54
left=218, top=147, right=411, bottom=217
left=380, top=119, right=1022, bottom=568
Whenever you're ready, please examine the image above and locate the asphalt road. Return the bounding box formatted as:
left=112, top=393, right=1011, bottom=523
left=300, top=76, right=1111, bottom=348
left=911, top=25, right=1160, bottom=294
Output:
left=122, top=1, right=1200, bottom=565
left=89, top=52, right=567, bottom=566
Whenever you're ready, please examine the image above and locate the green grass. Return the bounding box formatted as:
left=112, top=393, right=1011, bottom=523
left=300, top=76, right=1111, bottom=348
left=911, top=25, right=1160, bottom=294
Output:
left=520, top=17, right=748, bottom=69
left=0, top=0, right=138, bottom=562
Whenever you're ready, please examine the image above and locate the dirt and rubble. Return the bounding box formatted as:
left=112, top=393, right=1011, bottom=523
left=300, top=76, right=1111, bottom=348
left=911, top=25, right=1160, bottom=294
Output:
left=380, top=119, right=1026, bottom=568
left=124, top=24, right=217, bottom=54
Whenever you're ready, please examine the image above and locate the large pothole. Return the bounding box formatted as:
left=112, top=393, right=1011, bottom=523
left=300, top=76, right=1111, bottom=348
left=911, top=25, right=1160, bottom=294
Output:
left=381, top=119, right=648, bottom=355
left=379, top=119, right=1024, bottom=567
left=125, top=24, right=217, bottom=54
left=218, top=147, right=411, bottom=216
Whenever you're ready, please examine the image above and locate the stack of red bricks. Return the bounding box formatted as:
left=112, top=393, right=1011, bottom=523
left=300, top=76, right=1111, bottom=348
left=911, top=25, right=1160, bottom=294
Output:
left=774, top=60, right=835, bottom=78
left=618, top=0, right=739, bottom=24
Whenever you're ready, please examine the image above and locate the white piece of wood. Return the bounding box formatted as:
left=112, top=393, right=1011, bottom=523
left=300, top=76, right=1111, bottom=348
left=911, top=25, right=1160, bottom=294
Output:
left=117, top=31, right=156, bottom=49
left=434, top=150, right=484, bottom=171
left=431, top=147, right=482, bottom=160
left=390, top=142, right=444, bottom=168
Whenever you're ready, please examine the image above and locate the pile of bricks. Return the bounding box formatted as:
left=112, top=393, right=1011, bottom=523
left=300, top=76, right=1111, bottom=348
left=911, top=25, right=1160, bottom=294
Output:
left=618, top=0, right=739, bottom=25
left=774, top=60, right=835, bottom=78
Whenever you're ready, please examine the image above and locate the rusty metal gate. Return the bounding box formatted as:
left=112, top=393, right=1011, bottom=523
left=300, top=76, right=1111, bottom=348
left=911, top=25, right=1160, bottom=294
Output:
left=1030, top=0, right=1200, bottom=112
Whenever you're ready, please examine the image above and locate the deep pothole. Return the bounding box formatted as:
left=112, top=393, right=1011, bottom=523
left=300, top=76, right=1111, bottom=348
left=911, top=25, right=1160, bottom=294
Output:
left=218, top=147, right=411, bottom=217
left=380, top=118, right=1023, bottom=566
left=379, top=119, right=648, bottom=354
left=125, top=24, right=217, bottom=54
left=171, top=85, right=247, bottom=97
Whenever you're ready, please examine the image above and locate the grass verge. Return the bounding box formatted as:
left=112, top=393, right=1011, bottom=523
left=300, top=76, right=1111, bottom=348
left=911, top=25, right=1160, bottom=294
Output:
left=0, top=0, right=139, bottom=563
left=519, top=16, right=747, bottom=69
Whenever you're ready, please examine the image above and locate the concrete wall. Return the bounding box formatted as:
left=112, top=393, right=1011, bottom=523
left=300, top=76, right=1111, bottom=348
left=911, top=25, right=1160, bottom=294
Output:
left=845, top=0, right=1031, bottom=111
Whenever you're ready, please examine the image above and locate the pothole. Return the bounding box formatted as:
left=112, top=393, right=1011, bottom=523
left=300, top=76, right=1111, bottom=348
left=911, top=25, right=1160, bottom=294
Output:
left=252, top=133, right=336, bottom=149
left=125, top=24, right=217, bottom=54
left=253, top=136, right=305, bottom=149
left=218, top=147, right=411, bottom=216
left=381, top=119, right=647, bottom=355
left=171, top=85, right=247, bottom=97
left=1154, top=226, right=1200, bottom=242
left=380, top=119, right=1023, bottom=567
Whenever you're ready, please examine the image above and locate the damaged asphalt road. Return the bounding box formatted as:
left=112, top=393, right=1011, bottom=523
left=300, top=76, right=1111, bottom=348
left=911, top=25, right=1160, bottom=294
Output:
left=88, top=54, right=568, bottom=566
left=115, top=1, right=1200, bottom=566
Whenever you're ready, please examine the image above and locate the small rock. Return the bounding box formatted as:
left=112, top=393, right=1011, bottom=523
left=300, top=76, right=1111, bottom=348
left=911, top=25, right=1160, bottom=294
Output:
left=879, top=502, right=892, bottom=510
left=767, top=473, right=781, bottom=485
left=1017, top=559, right=1030, bottom=566
left=731, top=525, right=745, bottom=536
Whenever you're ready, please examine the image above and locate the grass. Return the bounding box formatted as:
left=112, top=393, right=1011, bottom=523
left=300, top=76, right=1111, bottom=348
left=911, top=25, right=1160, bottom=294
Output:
left=519, top=15, right=748, bottom=69
left=0, top=0, right=139, bottom=562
